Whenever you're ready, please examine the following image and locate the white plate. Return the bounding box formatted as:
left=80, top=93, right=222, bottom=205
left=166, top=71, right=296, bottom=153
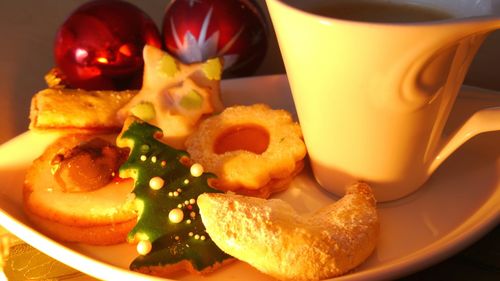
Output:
left=0, top=75, right=499, bottom=281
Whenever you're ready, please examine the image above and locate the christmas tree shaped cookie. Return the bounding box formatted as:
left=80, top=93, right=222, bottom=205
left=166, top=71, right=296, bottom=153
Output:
left=116, top=116, right=231, bottom=275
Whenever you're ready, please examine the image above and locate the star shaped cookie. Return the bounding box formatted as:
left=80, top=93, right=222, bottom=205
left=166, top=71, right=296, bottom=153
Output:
left=118, top=45, right=224, bottom=148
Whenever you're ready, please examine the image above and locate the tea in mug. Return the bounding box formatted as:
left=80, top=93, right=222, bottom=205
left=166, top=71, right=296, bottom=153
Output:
left=293, top=0, right=452, bottom=23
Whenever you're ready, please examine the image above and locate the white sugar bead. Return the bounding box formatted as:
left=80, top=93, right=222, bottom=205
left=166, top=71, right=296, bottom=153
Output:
left=137, top=240, right=152, bottom=255
left=190, top=163, right=204, bottom=177
left=149, top=177, right=164, bottom=190
left=168, top=208, right=184, bottom=223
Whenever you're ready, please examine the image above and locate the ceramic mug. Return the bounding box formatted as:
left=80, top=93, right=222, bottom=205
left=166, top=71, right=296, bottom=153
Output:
left=266, top=0, right=500, bottom=201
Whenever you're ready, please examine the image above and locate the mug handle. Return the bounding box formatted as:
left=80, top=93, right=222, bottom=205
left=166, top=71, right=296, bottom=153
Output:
left=429, top=105, right=500, bottom=173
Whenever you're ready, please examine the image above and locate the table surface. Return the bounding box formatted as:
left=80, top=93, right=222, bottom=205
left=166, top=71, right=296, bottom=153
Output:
left=0, top=1, right=498, bottom=281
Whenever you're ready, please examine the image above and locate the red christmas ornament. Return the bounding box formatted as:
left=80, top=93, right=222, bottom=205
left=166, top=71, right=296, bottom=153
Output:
left=162, top=0, right=268, bottom=77
left=54, top=0, right=162, bottom=90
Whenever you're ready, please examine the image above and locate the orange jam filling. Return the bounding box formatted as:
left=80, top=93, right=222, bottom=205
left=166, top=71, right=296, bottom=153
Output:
left=214, top=124, right=270, bottom=154
left=51, top=138, right=129, bottom=193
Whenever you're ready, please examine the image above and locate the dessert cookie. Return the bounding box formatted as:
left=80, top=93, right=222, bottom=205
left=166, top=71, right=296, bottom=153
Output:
left=29, top=88, right=136, bottom=132
left=185, top=104, right=307, bottom=198
left=198, top=182, right=379, bottom=281
left=118, top=45, right=224, bottom=148
left=117, top=117, right=232, bottom=276
left=23, top=134, right=137, bottom=245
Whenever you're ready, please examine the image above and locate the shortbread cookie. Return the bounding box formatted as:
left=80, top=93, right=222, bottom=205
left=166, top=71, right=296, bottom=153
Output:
left=29, top=88, right=136, bottom=132
left=23, top=134, right=137, bottom=245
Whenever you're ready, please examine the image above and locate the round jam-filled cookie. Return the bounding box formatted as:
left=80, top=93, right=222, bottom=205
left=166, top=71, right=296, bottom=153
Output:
left=185, top=104, right=307, bottom=198
left=23, top=134, right=137, bottom=245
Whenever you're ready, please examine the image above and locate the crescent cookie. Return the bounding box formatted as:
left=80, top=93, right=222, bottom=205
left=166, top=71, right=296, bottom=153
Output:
left=185, top=104, right=306, bottom=198
left=198, top=182, right=379, bottom=281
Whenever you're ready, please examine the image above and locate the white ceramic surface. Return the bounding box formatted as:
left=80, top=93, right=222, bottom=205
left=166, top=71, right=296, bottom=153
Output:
left=0, top=75, right=499, bottom=281
left=266, top=0, right=500, bottom=202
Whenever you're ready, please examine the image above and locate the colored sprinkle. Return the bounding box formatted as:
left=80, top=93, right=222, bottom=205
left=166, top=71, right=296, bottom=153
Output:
left=183, top=179, right=190, bottom=185
left=140, top=144, right=150, bottom=153
left=190, top=211, right=196, bottom=218
left=175, top=236, right=180, bottom=241
left=168, top=208, right=184, bottom=223
left=189, top=198, right=196, bottom=204
left=194, top=234, right=200, bottom=240
left=161, top=160, right=167, bottom=167
left=189, top=232, right=194, bottom=237
left=186, top=219, right=192, bottom=224
left=177, top=204, right=183, bottom=208
left=151, top=156, right=157, bottom=163
left=173, top=191, right=179, bottom=196
left=140, top=155, right=147, bottom=161
left=149, top=177, right=164, bottom=190
left=200, top=235, right=206, bottom=241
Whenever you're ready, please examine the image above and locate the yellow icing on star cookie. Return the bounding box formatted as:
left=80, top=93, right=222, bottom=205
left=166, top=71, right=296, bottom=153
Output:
left=202, top=58, right=222, bottom=80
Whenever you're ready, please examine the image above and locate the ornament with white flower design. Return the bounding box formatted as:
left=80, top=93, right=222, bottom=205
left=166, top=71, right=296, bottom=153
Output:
left=162, top=0, right=268, bottom=77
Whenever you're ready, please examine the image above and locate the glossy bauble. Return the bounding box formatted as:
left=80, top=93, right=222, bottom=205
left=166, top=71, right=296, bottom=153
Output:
left=162, top=0, right=268, bottom=77
left=54, top=0, right=162, bottom=90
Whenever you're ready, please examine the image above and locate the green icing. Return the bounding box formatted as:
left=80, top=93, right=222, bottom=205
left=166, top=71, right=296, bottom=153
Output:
left=158, top=54, right=179, bottom=77
left=202, top=58, right=222, bottom=80
left=179, top=89, right=203, bottom=110
left=117, top=117, right=231, bottom=272
left=130, top=102, right=156, bottom=121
